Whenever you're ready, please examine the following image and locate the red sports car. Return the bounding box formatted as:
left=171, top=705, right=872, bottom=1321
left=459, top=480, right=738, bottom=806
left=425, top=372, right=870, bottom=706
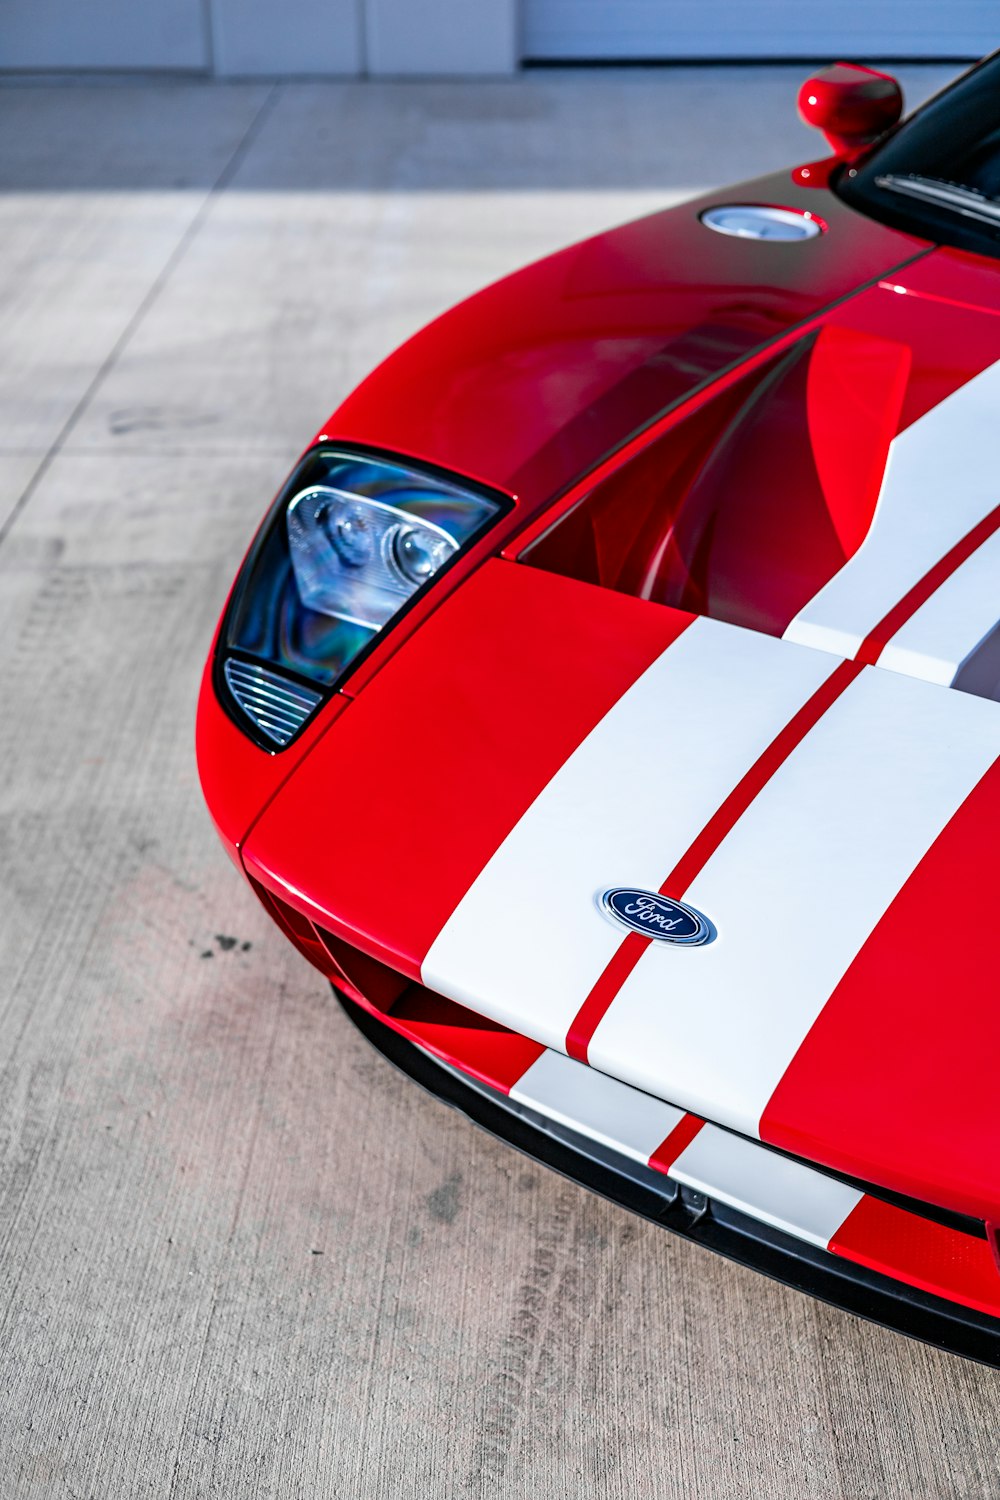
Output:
left=198, top=54, right=1000, bottom=1364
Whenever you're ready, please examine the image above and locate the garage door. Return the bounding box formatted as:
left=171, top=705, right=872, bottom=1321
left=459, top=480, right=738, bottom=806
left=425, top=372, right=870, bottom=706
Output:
left=522, top=2, right=996, bottom=61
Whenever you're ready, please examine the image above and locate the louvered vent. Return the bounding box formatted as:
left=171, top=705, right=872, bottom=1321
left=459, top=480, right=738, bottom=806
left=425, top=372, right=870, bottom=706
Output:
left=223, top=658, right=322, bottom=747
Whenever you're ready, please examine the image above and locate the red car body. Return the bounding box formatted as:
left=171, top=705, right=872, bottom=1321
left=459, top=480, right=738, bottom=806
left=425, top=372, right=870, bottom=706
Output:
left=198, top=57, right=1000, bottom=1362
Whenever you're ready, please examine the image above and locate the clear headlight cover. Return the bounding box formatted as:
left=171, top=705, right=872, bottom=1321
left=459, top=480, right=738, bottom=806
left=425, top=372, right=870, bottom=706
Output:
left=222, top=448, right=507, bottom=707
left=286, top=486, right=460, bottom=630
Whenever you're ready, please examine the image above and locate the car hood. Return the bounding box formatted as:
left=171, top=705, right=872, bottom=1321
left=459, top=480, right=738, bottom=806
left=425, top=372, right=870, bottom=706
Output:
left=323, top=167, right=927, bottom=513
left=241, top=195, right=1000, bottom=1225
left=243, top=557, right=1000, bottom=1223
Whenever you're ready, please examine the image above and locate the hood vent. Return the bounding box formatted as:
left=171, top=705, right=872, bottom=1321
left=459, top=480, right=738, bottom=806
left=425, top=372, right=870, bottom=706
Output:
left=223, top=658, right=322, bottom=748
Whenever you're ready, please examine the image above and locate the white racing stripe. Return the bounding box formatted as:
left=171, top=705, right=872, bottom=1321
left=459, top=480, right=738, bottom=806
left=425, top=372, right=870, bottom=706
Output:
left=668, top=1126, right=863, bottom=1249
left=510, top=1048, right=684, bottom=1164
left=589, top=667, right=1000, bottom=1137
left=507, top=1048, right=862, bottom=1249
left=784, top=358, right=1000, bottom=661
left=422, top=616, right=842, bottom=1049
left=875, top=526, right=1000, bottom=687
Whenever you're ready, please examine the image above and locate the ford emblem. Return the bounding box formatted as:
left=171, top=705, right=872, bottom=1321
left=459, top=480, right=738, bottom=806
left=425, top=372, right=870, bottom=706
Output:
left=600, top=888, right=714, bottom=946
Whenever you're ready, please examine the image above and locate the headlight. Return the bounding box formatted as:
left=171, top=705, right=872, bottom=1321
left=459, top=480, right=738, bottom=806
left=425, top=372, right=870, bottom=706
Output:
left=286, top=486, right=459, bottom=628
left=217, top=448, right=508, bottom=748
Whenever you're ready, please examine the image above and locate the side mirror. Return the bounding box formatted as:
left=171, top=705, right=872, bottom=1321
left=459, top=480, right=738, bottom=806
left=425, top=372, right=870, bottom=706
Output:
left=797, top=62, right=903, bottom=159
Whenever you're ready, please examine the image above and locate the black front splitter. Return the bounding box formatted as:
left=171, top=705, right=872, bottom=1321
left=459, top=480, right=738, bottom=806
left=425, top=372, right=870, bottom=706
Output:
left=339, top=992, right=1000, bottom=1369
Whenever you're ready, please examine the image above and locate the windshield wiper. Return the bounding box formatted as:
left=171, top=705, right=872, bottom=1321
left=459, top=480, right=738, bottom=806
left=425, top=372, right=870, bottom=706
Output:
left=874, top=173, right=1000, bottom=228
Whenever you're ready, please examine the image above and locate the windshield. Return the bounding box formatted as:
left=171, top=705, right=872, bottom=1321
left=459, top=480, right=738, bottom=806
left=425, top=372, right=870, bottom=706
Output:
left=835, top=51, right=1000, bottom=261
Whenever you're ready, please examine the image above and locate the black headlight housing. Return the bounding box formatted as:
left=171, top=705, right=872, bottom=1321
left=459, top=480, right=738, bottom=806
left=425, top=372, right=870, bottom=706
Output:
left=216, top=446, right=510, bottom=751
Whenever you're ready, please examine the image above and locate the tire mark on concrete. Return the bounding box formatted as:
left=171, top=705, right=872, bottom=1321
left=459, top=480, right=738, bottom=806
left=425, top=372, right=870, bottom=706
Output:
left=468, top=1179, right=591, bottom=1492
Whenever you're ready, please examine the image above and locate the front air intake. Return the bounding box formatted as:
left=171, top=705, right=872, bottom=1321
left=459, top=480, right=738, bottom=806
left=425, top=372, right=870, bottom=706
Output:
left=222, top=658, right=321, bottom=747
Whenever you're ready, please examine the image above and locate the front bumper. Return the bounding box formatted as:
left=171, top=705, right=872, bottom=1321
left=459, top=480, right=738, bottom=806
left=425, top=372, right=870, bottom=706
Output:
left=341, top=994, right=1000, bottom=1369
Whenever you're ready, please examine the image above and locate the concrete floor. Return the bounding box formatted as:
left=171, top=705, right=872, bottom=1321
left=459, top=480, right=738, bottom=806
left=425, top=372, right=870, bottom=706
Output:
left=2, top=66, right=998, bottom=1499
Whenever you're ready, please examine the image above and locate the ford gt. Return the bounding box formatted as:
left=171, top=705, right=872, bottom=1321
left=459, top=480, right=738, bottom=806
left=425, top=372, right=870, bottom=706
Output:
left=197, top=53, right=1000, bottom=1364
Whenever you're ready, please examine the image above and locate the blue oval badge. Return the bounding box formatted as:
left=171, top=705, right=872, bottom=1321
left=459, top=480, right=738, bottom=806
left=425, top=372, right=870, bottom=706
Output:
left=600, top=888, right=713, bottom=946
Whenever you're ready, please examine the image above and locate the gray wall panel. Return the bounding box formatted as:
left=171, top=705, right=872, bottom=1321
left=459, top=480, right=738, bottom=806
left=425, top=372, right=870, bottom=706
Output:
left=365, top=0, right=517, bottom=73
left=212, top=0, right=363, bottom=75
left=0, top=0, right=208, bottom=70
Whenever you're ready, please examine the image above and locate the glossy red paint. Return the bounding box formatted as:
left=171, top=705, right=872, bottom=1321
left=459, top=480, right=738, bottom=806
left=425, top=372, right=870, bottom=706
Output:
left=321, top=169, right=926, bottom=515
left=248, top=867, right=546, bottom=1090
left=791, top=156, right=840, bottom=190
left=502, top=326, right=821, bottom=562
left=636, top=329, right=882, bottom=632
left=823, top=272, right=1000, bottom=430
left=506, top=265, right=991, bottom=569
left=797, top=63, right=903, bottom=159
left=878, top=245, right=1000, bottom=319
left=830, top=1197, right=1000, bottom=1319
left=762, top=757, right=1000, bottom=1222
left=241, top=562, right=693, bottom=978
left=195, top=635, right=344, bottom=863
left=805, top=324, right=910, bottom=557
left=386, top=988, right=545, bottom=1094
left=339, top=253, right=1000, bottom=730
left=515, top=285, right=1000, bottom=625
left=515, top=267, right=1000, bottom=640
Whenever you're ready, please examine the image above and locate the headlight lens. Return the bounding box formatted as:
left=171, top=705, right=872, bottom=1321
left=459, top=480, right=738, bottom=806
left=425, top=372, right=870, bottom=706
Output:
left=286, top=486, right=460, bottom=629
left=218, top=448, right=507, bottom=746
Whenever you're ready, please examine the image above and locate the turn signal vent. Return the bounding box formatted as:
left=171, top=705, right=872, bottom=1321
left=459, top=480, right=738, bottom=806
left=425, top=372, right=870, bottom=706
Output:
left=223, top=658, right=321, bottom=747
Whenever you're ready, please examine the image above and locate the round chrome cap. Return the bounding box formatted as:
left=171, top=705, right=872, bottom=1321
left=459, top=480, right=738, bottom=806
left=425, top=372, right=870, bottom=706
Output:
left=700, top=204, right=823, bottom=241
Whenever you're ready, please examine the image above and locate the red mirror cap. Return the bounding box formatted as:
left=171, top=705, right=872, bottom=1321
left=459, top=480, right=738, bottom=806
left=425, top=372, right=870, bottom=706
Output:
left=798, top=62, right=903, bottom=158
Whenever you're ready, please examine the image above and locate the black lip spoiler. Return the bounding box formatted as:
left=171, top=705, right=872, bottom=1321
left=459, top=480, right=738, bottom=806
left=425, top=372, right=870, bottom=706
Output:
left=339, top=992, right=1000, bottom=1370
